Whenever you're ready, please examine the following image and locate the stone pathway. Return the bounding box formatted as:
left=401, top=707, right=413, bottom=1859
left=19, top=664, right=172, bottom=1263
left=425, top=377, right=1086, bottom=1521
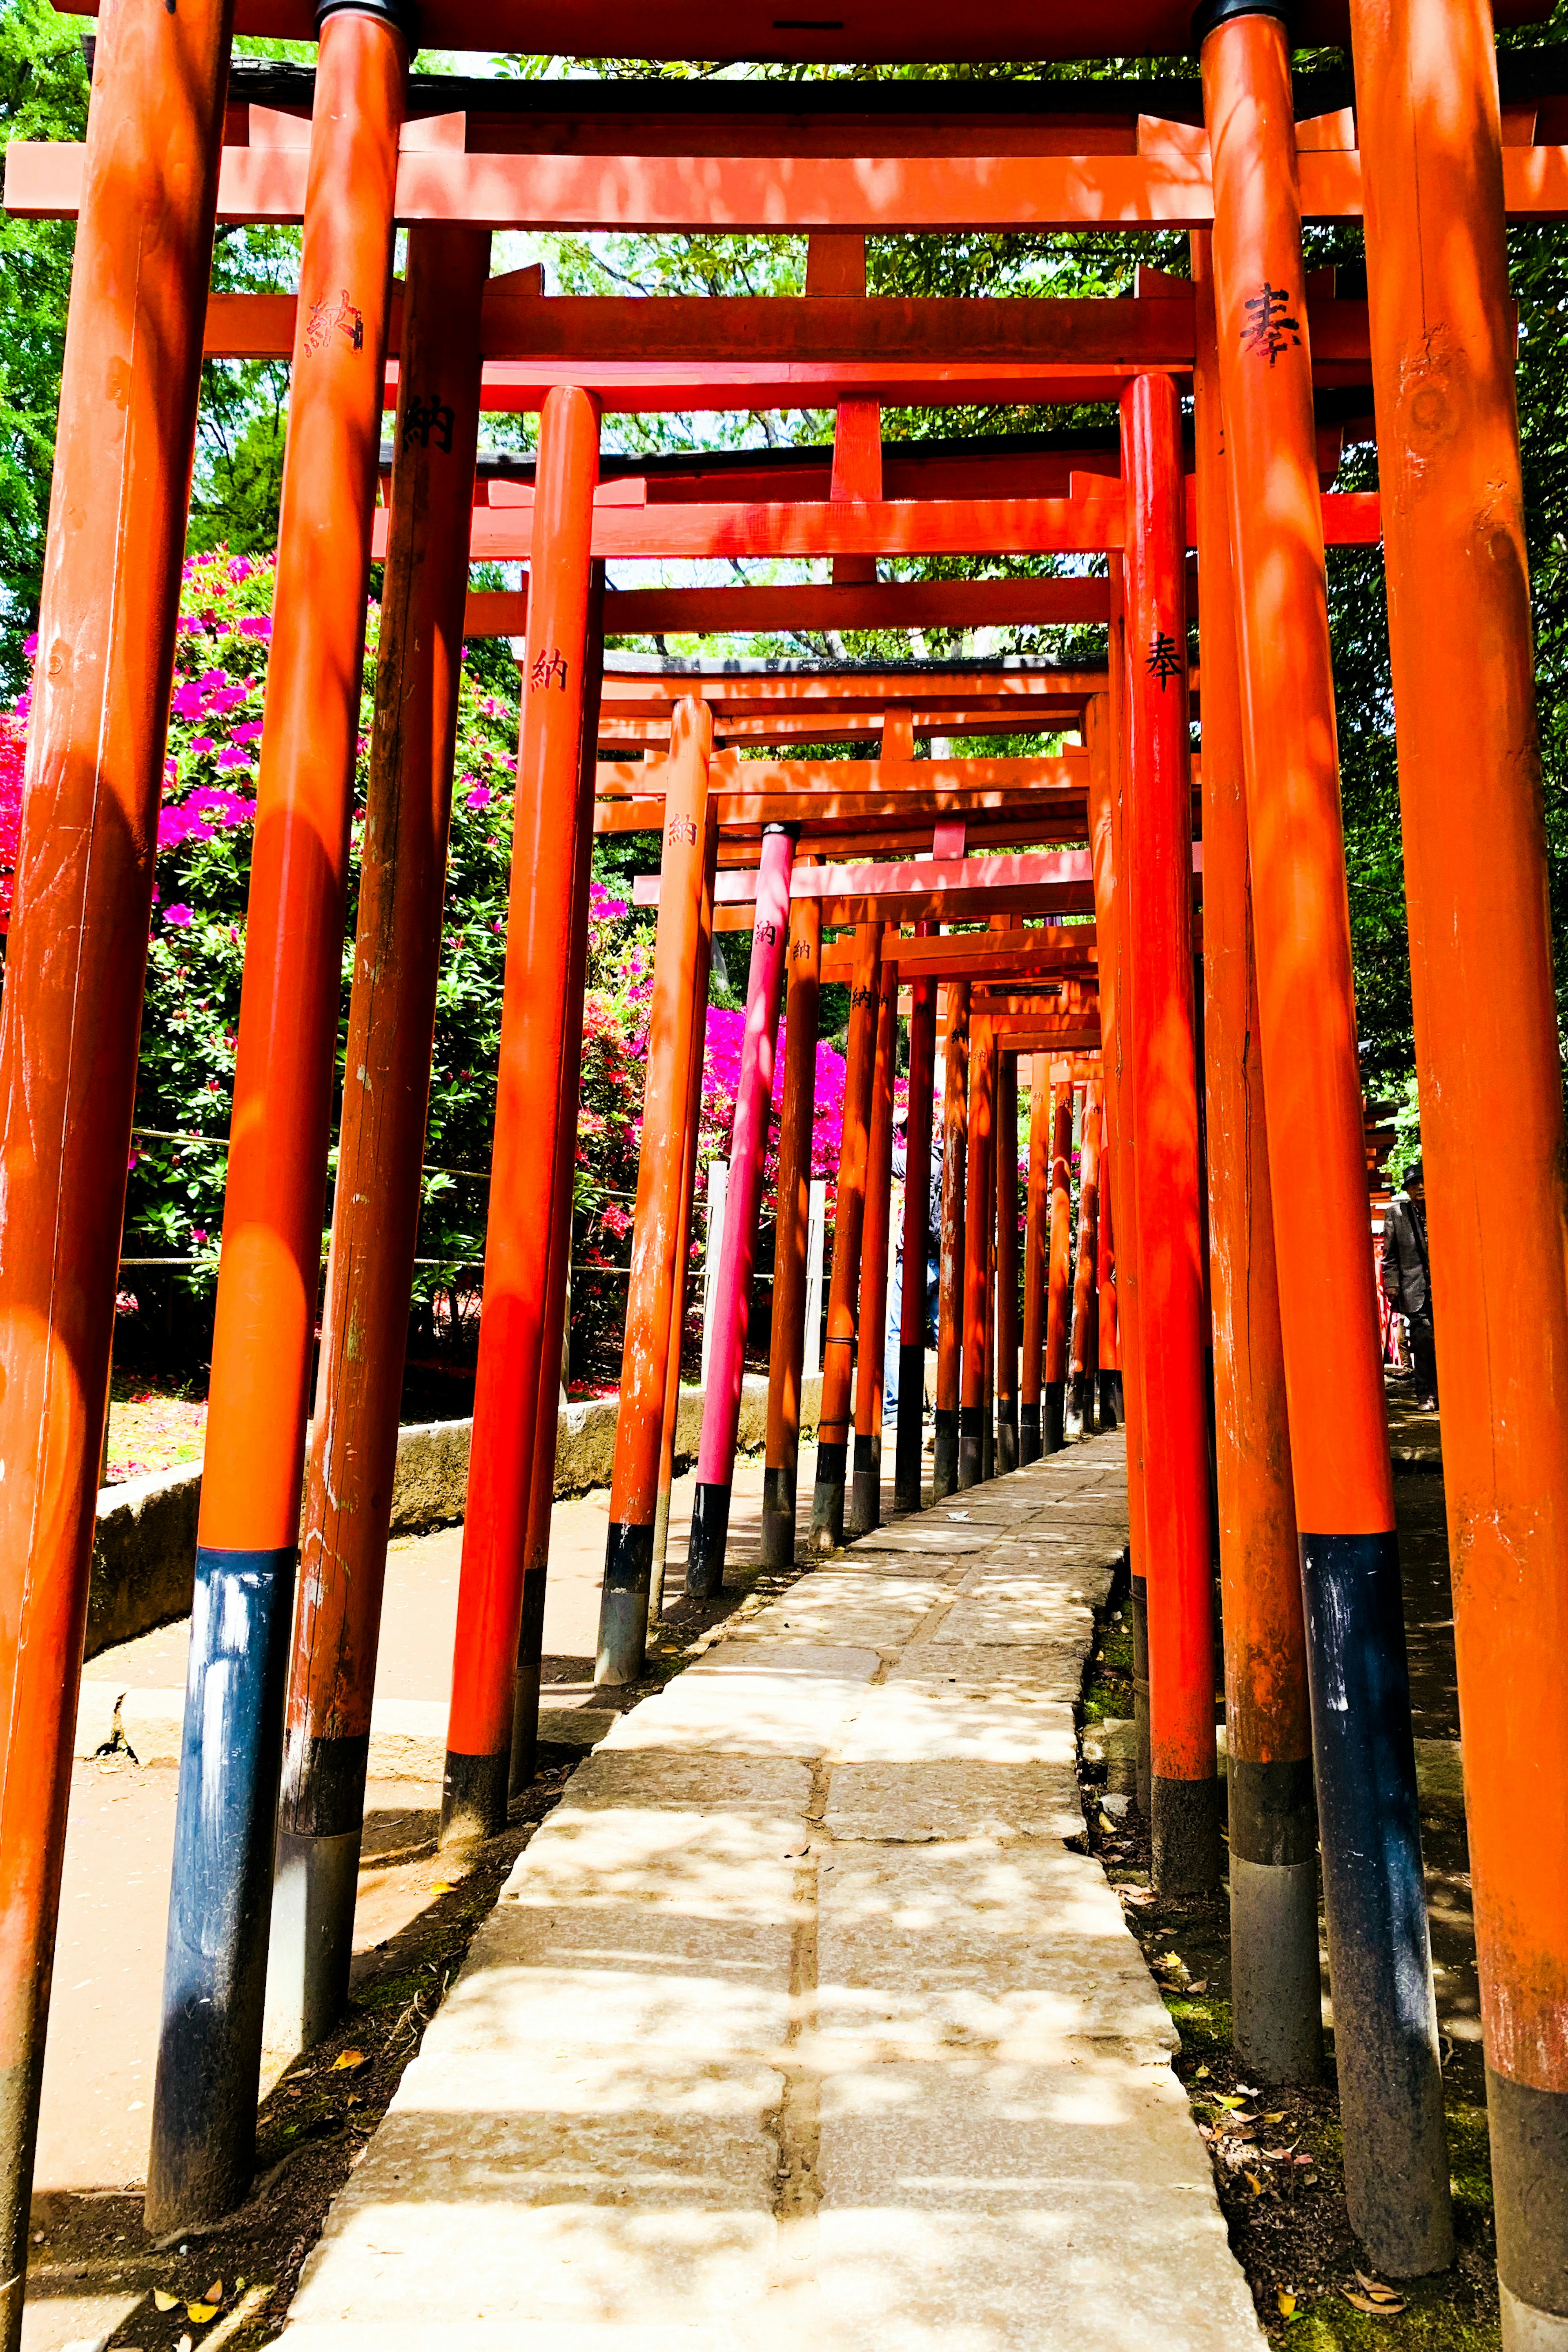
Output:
left=283, top=1432, right=1264, bottom=2352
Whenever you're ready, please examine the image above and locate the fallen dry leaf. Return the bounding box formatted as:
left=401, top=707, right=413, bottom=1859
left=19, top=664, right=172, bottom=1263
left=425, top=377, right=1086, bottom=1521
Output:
left=154, top=2290, right=180, bottom=2313
left=1245, top=2172, right=1264, bottom=2196
left=1277, top=2289, right=1297, bottom=2319
left=331, top=2049, right=370, bottom=2074
left=1185, top=1979, right=1209, bottom=1993
left=1341, top=2288, right=1406, bottom=2316
left=186, top=2303, right=219, bottom=2324
left=430, top=1881, right=456, bottom=1895
left=1194, top=2064, right=1211, bottom=2080
left=202, top=2280, right=223, bottom=2305
left=1265, top=2111, right=1287, bottom=2124
left=1356, top=2271, right=1404, bottom=2305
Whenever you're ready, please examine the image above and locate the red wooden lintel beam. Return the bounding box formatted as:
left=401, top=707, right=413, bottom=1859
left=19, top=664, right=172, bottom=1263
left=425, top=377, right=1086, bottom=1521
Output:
left=11, top=124, right=1568, bottom=232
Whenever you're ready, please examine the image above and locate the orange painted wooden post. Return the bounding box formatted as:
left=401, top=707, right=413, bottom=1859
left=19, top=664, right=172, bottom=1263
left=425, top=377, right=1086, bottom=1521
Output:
left=650, top=821, right=717, bottom=1616
left=0, top=0, right=234, bottom=2306
left=688, top=823, right=796, bottom=1593
left=441, top=383, right=602, bottom=1847
left=1192, top=223, right=1320, bottom=2087
left=995, top=1049, right=1020, bottom=1472
left=1043, top=1085, right=1074, bottom=1454
left=512, top=615, right=604, bottom=1776
left=1120, top=373, right=1219, bottom=1897
left=1094, top=617, right=1152, bottom=1818
left=146, top=6, right=408, bottom=2231
left=893, top=973, right=938, bottom=1510
left=1020, top=1055, right=1051, bottom=1463
left=981, top=1024, right=999, bottom=1483
left=1203, top=1, right=1450, bottom=2267
left=958, top=1010, right=995, bottom=1489
left=932, top=980, right=969, bottom=1499
left=851, top=958, right=898, bottom=1534
left=267, top=222, right=489, bottom=2058
left=762, top=888, right=824, bottom=1565
left=1096, top=1124, right=1120, bottom=1429
left=1351, top=0, right=1568, bottom=2316
left=1070, top=1084, right=1102, bottom=1435
left=596, top=697, right=714, bottom=1684
left=810, top=920, right=882, bottom=1550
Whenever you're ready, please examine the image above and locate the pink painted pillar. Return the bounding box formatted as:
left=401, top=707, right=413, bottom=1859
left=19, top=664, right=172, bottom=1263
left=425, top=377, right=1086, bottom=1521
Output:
left=686, top=824, right=796, bottom=1595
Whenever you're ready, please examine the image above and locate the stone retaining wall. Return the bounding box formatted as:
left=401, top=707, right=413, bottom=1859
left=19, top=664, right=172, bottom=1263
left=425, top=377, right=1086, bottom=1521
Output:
left=86, top=1370, right=824, bottom=1661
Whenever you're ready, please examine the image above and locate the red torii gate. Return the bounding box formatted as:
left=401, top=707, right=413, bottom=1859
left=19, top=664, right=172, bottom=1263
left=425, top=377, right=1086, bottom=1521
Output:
left=0, top=3, right=1561, bottom=2340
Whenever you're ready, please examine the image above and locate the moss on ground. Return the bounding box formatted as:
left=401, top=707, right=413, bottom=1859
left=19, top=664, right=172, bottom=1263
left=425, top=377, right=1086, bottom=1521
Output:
left=1079, top=1591, right=1500, bottom=2352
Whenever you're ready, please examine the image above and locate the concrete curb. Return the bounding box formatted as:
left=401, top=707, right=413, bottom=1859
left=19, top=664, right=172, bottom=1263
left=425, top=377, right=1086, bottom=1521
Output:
left=87, top=1370, right=823, bottom=1662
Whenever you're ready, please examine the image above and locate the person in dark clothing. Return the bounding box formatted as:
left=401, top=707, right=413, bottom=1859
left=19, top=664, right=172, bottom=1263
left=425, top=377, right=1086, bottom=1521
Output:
left=1382, top=1159, right=1438, bottom=1410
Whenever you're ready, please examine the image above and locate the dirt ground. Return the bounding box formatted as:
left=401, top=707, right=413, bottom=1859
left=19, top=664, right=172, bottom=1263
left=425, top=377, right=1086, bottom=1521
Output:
left=1077, top=1383, right=1497, bottom=2352
left=24, top=1443, right=818, bottom=2352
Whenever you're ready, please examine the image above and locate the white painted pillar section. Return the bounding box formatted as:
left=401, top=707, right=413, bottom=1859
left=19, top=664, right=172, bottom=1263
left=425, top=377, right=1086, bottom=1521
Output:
left=700, top=1158, right=729, bottom=1388
left=803, top=1177, right=827, bottom=1379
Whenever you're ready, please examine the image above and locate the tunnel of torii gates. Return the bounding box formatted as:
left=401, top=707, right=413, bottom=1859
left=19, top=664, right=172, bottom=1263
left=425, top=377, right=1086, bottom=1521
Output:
left=0, top=0, right=1566, bottom=2337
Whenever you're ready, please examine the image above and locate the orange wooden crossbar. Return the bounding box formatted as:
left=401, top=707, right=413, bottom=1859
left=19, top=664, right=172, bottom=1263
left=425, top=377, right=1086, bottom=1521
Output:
left=597, top=665, right=1109, bottom=710
left=383, top=483, right=1380, bottom=562
left=821, top=927, right=1099, bottom=981
left=11, top=125, right=1568, bottom=232
left=596, top=753, right=1084, bottom=797
left=466, top=578, right=1111, bottom=637
left=596, top=710, right=1092, bottom=750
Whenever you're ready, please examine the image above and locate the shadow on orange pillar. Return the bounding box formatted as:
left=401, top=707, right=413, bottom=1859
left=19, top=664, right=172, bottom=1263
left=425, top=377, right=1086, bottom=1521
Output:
left=267, top=221, right=489, bottom=2060
left=1203, top=0, right=1450, bottom=2271
left=1350, top=0, right=1568, bottom=2319
left=146, top=4, right=408, bottom=2232
left=1192, top=219, right=1321, bottom=2089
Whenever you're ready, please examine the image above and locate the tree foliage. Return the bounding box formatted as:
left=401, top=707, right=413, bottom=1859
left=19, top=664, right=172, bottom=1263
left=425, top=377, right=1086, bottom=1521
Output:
left=2, top=22, right=1566, bottom=1236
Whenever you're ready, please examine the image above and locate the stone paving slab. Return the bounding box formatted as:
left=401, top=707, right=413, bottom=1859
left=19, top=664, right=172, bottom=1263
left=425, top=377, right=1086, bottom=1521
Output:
left=719, top=1572, right=952, bottom=1649
left=849, top=1520, right=993, bottom=1555
left=812, top=2060, right=1263, bottom=2352
left=823, top=1759, right=1084, bottom=1844
left=812, top=1842, right=1176, bottom=2059
left=284, top=1429, right=1263, bottom=2352
left=600, top=1646, right=880, bottom=1757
